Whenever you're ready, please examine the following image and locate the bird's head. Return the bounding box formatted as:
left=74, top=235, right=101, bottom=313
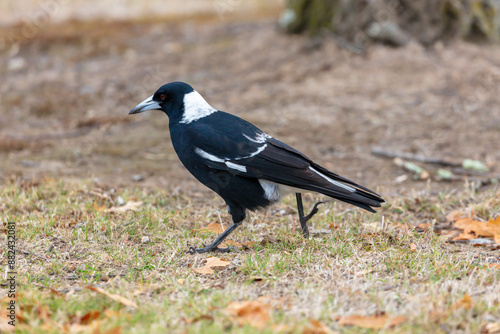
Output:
left=129, top=81, right=216, bottom=124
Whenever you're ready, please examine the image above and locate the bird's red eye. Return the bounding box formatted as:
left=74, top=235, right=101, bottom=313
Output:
left=160, top=94, right=166, bottom=100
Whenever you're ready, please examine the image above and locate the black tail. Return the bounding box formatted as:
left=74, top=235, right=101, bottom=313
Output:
left=309, top=162, right=384, bottom=213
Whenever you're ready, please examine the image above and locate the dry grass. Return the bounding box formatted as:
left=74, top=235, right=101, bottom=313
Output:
left=1, top=177, right=499, bottom=333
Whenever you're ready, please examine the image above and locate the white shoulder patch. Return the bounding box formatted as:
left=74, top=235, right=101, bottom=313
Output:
left=180, top=90, right=217, bottom=124
left=195, top=148, right=224, bottom=162
left=309, top=167, right=355, bottom=192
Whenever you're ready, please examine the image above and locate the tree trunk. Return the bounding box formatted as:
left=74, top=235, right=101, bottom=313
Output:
left=279, top=0, right=500, bottom=46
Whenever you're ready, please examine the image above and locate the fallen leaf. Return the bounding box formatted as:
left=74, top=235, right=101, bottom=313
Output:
left=49, top=288, right=63, bottom=297
left=410, top=243, right=417, bottom=252
left=241, top=241, right=256, bottom=248
left=303, top=319, right=337, bottom=334
left=392, top=223, right=409, bottom=232
left=195, top=223, right=227, bottom=234
left=103, top=326, right=122, bottom=334
left=416, top=223, right=431, bottom=231
left=105, top=201, right=142, bottom=213
left=454, top=217, right=500, bottom=238
left=452, top=232, right=476, bottom=241
left=489, top=263, right=500, bottom=270
left=226, top=300, right=271, bottom=329
left=93, top=201, right=106, bottom=212
left=177, top=279, right=185, bottom=285
left=339, top=314, right=407, bottom=329
left=446, top=210, right=470, bottom=222
left=494, top=233, right=500, bottom=244
left=221, top=240, right=241, bottom=247
left=483, top=322, right=500, bottom=333
left=452, top=294, right=474, bottom=310
left=193, top=256, right=231, bottom=275
left=80, top=310, right=101, bottom=325
left=272, top=324, right=290, bottom=332
left=85, top=286, right=137, bottom=308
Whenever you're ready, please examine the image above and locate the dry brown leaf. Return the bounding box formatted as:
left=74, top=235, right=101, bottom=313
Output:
left=85, top=286, right=138, bottom=308
left=452, top=216, right=500, bottom=239
left=80, top=310, right=101, bottom=324
left=410, top=243, right=417, bottom=252
left=393, top=223, right=409, bottom=232
left=446, top=210, right=471, bottom=222
left=221, top=240, right=241, bottom=247
left=494, top=233, right=500, bottom=244
left=272, top=324, right=290, bottom=332
left=93, top=201, right=106, bottom=212
left=488, top=263, right=500, bottom=270
left=177, top=279, right=185, bottom=285
left=452, top=232, right=476, bottom=241
left=416, top=223, right=431, bottom=231
left=339, top=314, right=407, bottom=329
left=482, top=322, right=500, bottom=333
left=226, top=300, right=271, bottom=329
left=105, top=201, right=142, bottom=213
left=104, top=310, right=120, bottom=318
left=103, top=326, right=123, bottom=334
left=193, top=256, right=231, bottom=275
left=452, top=294, right=474, bottom=310
left=303, top=319, right=337, bottom=334
left=195, top=223, right=227, bottom=234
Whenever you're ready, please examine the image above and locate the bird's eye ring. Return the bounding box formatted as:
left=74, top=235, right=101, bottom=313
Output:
left=160, top=94, right=166, bottom=101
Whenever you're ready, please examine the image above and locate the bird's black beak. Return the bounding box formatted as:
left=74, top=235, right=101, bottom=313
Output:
left=129, top=95, right=162, bottom=115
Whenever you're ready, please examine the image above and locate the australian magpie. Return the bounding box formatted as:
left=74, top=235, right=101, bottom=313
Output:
left=129, top=81, right=384, bottom=253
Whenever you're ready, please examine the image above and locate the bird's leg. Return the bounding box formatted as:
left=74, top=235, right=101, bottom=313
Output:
left=296, top=193, right=325, bottom=239
left=187, top=221, right=242, bottom=254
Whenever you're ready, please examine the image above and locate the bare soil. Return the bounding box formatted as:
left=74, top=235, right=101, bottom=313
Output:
left=1, top=14, right=499, bottom=198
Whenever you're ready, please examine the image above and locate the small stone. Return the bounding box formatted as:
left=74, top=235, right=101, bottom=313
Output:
left=100, top=274, right=110, bottom=282
left=132, top=174, right=144, bottom=182
left=141, top=236, right=150, bottom=243
left=8, top=57, right=26, bottom=71
left=117, top=196, right=125, bottom=206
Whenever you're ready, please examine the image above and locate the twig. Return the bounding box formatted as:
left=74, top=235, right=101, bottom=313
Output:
left=371, top=147, right=461, bottom=167
left=323, top=31, right=366, bottom=54
left=21, top=250, right=52, bottom=262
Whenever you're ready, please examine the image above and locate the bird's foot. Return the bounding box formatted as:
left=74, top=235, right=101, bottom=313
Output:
left=187, top=245, right=236, bottom=254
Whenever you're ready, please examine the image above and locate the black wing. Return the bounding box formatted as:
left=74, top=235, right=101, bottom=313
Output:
left=185, top=112, right=384, bottom=212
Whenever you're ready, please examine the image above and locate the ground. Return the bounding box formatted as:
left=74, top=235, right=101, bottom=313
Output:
left=0, top=10, right=499, bottom=334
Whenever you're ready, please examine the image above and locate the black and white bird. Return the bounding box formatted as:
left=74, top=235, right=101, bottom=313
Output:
left=129, top=82, right=384, bottom=253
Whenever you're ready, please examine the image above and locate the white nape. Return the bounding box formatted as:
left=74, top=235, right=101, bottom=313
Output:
left=180, top=90, right=217, bottom=124
left=309, top=167, right=355, bottom=192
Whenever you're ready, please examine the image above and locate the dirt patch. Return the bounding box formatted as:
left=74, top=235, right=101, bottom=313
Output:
left=1, top=15, right=499, bottom=197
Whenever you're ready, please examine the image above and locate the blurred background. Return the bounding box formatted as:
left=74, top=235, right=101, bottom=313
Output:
left=1, top=0, right=499, bottom=196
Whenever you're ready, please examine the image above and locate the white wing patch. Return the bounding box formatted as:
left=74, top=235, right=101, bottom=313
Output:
left=309, top=167, right=355, bottom=192
left=243, top=132, right=271, bottom=143
left=225, top=162, right=247, bottom=173
left=195, top=148, right=224, bottom=162
left=234, top=144, right=267, bottom=159
left=180, top=90, right=217, bottom=124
